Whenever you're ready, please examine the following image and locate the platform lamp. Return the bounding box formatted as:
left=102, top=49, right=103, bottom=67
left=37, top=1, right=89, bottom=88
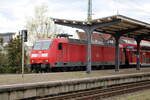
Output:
left=21, top=30, right=28, bottom=78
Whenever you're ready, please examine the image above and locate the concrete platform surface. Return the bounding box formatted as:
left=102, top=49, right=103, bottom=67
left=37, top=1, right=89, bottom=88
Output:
left=0, top=68, right=150, bottom=86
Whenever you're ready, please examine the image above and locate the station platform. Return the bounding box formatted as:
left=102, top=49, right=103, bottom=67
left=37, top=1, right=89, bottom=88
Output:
left=0, top=67, right=150, bottom=86
left=0, top=68, right=150, bottom=100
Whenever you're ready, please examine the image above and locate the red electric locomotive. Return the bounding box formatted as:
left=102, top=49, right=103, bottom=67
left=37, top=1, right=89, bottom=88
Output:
left=30, top=35, right=150, bottom=72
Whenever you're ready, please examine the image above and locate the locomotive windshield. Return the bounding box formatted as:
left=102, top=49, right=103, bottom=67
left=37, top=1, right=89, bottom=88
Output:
left=33, top=40, right=51, bottom=50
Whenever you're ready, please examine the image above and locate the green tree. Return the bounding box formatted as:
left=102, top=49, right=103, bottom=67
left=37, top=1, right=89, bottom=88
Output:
left=0, top=52, right=8, bottom=73
left=7, top=35, right=27, bottom=73
left=0, top=38, right=3, bottom=46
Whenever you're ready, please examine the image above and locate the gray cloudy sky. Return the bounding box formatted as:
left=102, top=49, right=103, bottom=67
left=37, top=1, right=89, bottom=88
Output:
left=0, top=0, right=150, bottom=33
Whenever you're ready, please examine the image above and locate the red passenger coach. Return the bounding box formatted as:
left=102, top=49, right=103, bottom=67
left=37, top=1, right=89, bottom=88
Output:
left=121, top=41, right=150, bottom=66
left=30, top=36, right=150, bottom=72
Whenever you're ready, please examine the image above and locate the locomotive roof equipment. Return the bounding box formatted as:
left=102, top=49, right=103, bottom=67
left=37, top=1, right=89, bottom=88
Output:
left=56, top=34, right=73, bottom=38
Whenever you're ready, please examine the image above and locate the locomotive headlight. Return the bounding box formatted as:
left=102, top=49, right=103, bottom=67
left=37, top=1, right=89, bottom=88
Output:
left=32, top=60, right=36, bottom=62
left=44, top=60, right=48, bottom=62
left=31, top=54, right=38, bottom=57
left=41, top=53, right=48, bottom=57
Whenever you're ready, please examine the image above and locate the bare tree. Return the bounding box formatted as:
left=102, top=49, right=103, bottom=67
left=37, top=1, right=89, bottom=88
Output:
left=26, top=4, right=62, bottom=44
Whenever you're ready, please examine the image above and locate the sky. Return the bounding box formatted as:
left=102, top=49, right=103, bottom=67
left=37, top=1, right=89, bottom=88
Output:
left=0, top=0, right=150, bottom=34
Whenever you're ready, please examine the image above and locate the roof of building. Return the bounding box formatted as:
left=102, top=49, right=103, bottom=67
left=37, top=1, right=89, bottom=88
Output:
left=0, top=32, right=15, bottom=36
left=77, top=31, right=112, bottom=41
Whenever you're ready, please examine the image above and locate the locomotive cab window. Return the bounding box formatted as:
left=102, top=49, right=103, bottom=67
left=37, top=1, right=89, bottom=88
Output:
left=33, top=40, right=51, bottom=50
left=58, top=43, right=62, bottom=50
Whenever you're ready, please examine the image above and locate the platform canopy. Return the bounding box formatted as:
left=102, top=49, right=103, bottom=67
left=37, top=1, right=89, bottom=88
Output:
left=53, top=14, right=150, bottom=73
left=53, top=14, right=150, bottom=41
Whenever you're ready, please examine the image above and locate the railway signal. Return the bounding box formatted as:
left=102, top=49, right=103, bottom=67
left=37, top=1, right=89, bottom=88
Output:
left=21, top=30, right=28, bottom=42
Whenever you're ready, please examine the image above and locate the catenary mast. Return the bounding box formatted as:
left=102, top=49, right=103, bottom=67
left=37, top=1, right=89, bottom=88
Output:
left=86, top=0, right=92, bottom=73
left=87, top=0, right=92, bottom=22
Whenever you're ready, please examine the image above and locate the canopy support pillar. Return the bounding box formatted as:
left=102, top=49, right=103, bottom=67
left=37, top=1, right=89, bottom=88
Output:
left=114, top=35, right=121, bottom=71
left=84, top=28, right=93, bottom=74
left=136, top=38, right=141, bottom=70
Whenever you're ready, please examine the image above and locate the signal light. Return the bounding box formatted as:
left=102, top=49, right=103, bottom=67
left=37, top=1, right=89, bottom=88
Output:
left=21, top=30, right=28, bottom=42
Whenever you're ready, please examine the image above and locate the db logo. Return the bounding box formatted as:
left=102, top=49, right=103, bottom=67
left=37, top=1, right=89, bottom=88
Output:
left=38, top=51, right=42, bottom=53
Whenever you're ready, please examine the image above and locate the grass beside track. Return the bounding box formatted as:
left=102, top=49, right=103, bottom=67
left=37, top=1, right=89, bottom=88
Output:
left=0, top=68, right=150, bottom=86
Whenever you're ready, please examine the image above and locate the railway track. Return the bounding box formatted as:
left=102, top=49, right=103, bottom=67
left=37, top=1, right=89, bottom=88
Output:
left=36, top=80, right=150, bottom=100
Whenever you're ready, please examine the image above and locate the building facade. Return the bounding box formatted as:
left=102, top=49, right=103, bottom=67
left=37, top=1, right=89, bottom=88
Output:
left=0, top=32, right=16, bottom=46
